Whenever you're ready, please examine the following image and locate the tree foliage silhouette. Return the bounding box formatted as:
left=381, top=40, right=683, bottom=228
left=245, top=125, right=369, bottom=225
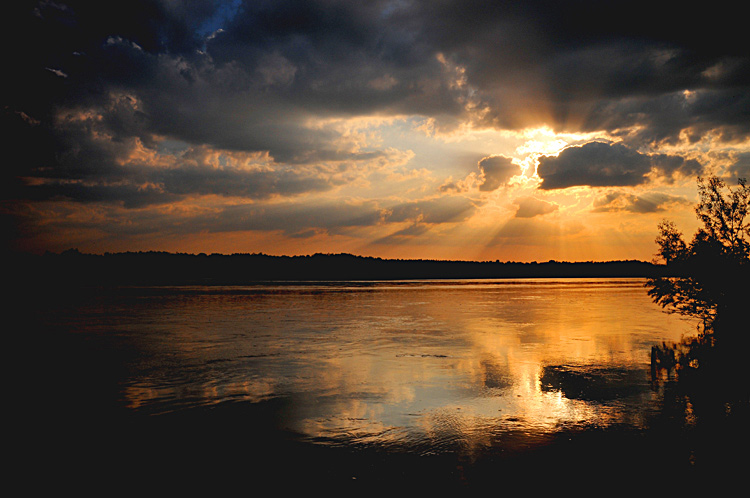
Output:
left=647, top=176, right=749, bottom=330
left=695, top=176, right=750, bottom=258
left=653, top=220, right=687, bottom=266
left=647, top=176, right=750, bottom=389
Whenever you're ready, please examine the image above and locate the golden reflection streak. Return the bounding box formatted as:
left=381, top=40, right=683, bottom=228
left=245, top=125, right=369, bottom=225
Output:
left=118, top=282, right=690, bottom=451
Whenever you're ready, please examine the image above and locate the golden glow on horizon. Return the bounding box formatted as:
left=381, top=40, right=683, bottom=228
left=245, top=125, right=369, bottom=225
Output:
left=9, top=0, right=750, bottom=270
left=11, top=112, right=709, bottom=262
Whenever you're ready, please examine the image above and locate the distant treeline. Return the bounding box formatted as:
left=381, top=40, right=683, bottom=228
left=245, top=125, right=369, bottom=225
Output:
left=14, top=249, right=671, bottom=286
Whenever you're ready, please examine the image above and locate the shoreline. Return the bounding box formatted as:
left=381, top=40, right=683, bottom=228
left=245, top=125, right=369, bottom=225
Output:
left=15, top=250, right=669, bottom=286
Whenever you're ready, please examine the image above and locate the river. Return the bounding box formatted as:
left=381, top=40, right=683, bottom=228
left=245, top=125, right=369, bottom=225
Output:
left=19, top=278, right=746, bottom=492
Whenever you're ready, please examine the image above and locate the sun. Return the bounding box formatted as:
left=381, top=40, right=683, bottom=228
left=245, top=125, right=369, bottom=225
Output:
left=512, top=127, right=605, bottom=178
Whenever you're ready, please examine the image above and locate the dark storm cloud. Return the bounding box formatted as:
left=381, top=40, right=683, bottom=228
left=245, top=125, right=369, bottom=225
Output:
left=537, top=141, right=703, bottom=190
left=4, top=0, right=748, bottom=210
left=380, top=0, right=750, bottom=140
left=538, top=142, right=651, bottom=189
left=7, top=100, right=365, bottom=206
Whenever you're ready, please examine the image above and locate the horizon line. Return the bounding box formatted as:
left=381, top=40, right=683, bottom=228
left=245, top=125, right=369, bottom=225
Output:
left=32, top=248, right=661, bottom=266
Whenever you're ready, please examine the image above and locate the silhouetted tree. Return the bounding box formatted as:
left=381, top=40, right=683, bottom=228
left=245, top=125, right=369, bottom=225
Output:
left=695, top=176, right=749, bottom=259
left=646, top=177, right=750, bottom=469
left=647, top=176, right=749, bottom=382
left=647, top=176, right=749, bottom=326
left=653, top=220, right=687, bottom=266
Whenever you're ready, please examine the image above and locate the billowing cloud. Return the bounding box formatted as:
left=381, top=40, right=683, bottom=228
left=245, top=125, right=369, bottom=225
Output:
left=14, top=131, right=401, bottom=207
left=649, top=153, right=703, bottom=182
left=537, top=141, right=703, bottom=190
left=478, top=155, right=520, bottom=191
left=12, top=1, right=750, bottom=153
left=3, top=1, right=749, bottom=259
left=538, top=142, right=650, bottom=189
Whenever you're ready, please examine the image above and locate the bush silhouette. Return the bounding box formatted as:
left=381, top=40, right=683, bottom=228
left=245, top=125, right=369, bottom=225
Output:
left=647, top=176, right=749, bottom=385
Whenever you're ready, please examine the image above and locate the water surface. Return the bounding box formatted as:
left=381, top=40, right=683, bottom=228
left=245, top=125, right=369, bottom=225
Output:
left=30, top=277, right=750, bottom=491
left=36, top=279, right=700, bottom=455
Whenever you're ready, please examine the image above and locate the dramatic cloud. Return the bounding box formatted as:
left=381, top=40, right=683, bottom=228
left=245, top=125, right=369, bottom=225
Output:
left=12, top=2, right=750, bottom=140
left=4, top=1, right=750, bottom=260
left=538, top=142, right=652, bottom=189
left=537, top=141, right=703, bottom=190
left=478, top=155, right=520, bottom=191
left=649, top=153, right=703, bottom=182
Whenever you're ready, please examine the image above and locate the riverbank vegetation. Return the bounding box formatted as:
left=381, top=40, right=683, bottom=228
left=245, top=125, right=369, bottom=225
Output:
left=17, top=250, right=667, bottom=286
left=647, top=176, right=749, bottom=430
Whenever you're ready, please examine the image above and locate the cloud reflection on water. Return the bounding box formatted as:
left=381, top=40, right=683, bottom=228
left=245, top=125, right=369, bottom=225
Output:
left=110, top=279, right=695, bottom=454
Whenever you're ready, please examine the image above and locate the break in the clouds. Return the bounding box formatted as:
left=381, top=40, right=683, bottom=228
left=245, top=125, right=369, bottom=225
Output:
left=4, top=0, right=750, bottom=259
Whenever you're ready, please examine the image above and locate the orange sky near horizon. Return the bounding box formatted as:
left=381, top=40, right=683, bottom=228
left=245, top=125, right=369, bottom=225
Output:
left=4, top=1, right=748, bottom=262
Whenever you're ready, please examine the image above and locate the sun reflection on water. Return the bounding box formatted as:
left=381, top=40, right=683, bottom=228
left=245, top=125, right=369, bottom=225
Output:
left=104, top=280, right=695, bottom=454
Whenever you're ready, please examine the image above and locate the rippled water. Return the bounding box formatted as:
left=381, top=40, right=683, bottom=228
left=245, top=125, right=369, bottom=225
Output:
left=36, top=278, right=698, bottom=455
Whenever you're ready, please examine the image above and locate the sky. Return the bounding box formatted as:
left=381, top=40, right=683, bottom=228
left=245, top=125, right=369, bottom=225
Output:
left=4, top=0, right=750, bottom=262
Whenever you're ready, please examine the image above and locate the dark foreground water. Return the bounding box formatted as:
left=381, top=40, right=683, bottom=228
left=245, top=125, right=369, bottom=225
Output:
left=15, top=279, right=749, bottom=492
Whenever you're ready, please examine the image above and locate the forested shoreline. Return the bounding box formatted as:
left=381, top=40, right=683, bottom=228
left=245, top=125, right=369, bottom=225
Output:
left=15, top=249, right=669, bottom=286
